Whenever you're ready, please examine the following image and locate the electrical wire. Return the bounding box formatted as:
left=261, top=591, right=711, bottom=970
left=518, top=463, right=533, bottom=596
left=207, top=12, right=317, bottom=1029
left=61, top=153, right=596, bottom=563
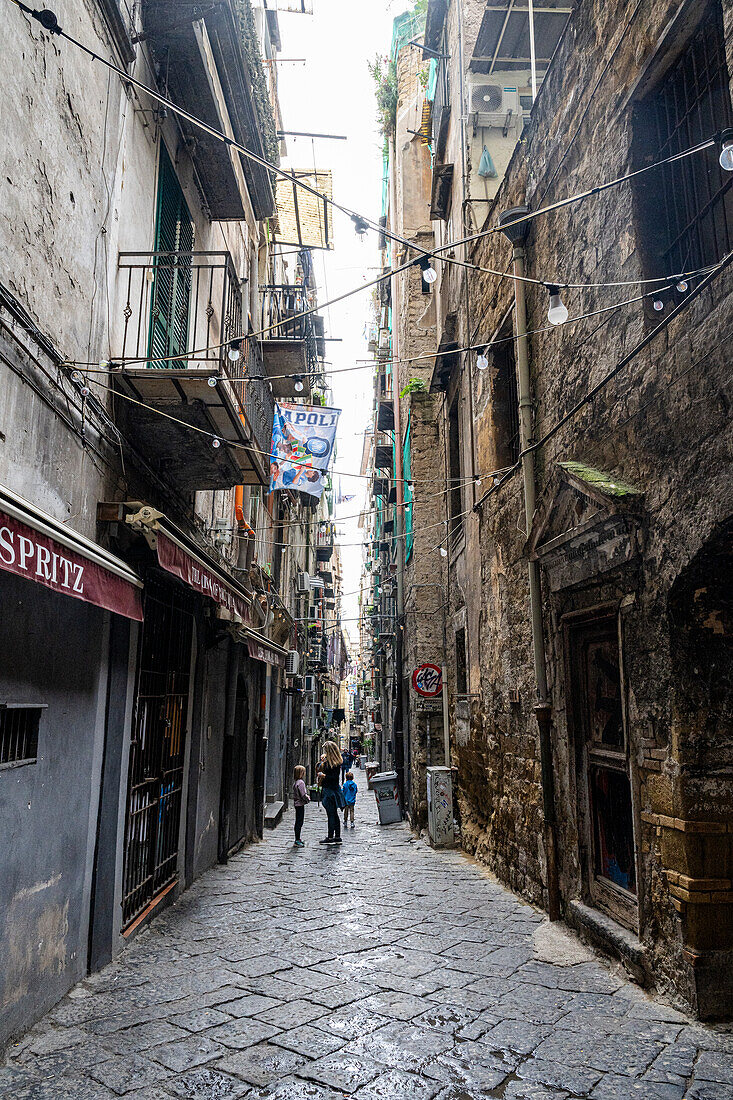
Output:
left=65, top=271, right=704, bottom=384
left=9, top=0, right=726, bottom=372
left=473, top=248, right=733, bottom=510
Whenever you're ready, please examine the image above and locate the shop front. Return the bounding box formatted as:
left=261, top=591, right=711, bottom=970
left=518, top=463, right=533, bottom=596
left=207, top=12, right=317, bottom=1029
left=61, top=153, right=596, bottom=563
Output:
left=0, top=483, right=143, bottom=1048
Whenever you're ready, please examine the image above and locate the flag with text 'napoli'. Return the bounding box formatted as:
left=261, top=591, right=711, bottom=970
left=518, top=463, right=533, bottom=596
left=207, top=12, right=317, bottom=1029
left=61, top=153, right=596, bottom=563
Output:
left=269, top=401, right=340, bottom=498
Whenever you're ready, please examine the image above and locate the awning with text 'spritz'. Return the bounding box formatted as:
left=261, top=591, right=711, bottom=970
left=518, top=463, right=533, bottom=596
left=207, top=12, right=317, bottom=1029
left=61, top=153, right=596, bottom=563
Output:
left=156, top=531, right=252, bottom=623
left=0, top=483, right=143, bottom=620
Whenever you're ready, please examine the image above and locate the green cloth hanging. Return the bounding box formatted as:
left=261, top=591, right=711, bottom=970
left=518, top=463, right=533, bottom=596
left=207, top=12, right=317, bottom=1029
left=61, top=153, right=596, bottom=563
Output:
left=478, top=145, right=497, bottom=178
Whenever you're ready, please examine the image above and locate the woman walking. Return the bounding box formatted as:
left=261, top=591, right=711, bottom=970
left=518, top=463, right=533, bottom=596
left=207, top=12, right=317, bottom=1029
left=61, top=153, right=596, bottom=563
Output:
left=317, top=740, right=343, bottom=844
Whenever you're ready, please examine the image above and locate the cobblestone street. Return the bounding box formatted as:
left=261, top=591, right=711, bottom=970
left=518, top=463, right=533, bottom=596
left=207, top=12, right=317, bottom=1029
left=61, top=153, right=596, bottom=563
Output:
left=2, top=800, right=733, bottom=1100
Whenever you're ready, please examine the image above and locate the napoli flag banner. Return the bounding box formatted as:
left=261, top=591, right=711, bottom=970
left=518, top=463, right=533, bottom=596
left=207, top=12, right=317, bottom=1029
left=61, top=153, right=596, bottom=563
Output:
left=269, top=401, right=341, bottom=498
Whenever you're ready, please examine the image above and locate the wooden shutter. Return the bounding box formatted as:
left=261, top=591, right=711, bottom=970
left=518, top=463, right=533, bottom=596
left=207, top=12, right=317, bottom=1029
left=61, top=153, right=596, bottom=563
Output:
left=149, top=147, right=194, bottom=367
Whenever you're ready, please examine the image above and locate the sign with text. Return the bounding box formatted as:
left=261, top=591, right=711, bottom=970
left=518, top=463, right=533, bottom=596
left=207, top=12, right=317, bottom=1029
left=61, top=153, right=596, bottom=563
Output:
left=269, top=402, right=340, bottom=498
left=411, top=663, right=443, bottom=698
left=0, top=509, right=143, bottom=620
left=157, top=533, right=251, bottom=623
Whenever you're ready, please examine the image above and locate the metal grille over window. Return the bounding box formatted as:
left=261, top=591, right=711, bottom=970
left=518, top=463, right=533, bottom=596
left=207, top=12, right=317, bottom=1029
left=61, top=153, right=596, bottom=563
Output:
left=0, top=704, right=45, bottom=768
left=638, top=2, right=733, bottom=276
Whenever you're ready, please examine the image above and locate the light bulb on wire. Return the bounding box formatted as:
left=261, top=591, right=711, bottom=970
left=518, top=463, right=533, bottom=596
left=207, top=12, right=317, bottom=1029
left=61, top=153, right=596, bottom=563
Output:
left=476, top=349, right=489, bottom=371
left=719, top=129, right=733, bottom=172
left=227, top=339, right=242, bottom=363
left=417, top=256, right=438, bottom=284
left=653, top=298, right=664, bottom=312
left=676, top=280, right=688, bottom=293
left=293, top=375, right=304, bottom=393
left=547, top=285, right=569, bottom=326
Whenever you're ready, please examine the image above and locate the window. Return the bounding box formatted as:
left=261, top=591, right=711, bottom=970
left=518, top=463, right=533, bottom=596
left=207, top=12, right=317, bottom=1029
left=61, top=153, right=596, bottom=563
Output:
left=634, top=2, right=733, bottom=277
left=455, top=628, right=467, bottom=696
left=491, top=311, right=520, bottom=468
left=0, top=704, right=45, bottom=768
left=149, top=146, right=194, bottom=365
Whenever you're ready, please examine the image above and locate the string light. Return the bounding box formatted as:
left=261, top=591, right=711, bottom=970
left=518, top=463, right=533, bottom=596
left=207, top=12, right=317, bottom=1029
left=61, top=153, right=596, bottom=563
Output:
left=211, top=437, right=221, bottom=449
left=416, top=256, right=438, bottom=285
left=547, top=286, right=569, bottom=326
left=227, top=339, right=242, bottom=363
left=207, top=375, right=219, bottom=388
left=653, top=298, right=665, bottom=311
left=476, top=350, right=489, bottom=371
left=718, top=128, right=733, bottom=172
left=676, top=280, right=688, bottom=293
left=293, top=375, right=304, bottom=393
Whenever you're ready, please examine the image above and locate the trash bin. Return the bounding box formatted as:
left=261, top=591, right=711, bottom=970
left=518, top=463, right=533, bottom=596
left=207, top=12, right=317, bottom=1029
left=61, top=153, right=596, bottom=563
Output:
left=365, top=761, right=380, bottom=789
left=371, top=771, right=402, bottom=825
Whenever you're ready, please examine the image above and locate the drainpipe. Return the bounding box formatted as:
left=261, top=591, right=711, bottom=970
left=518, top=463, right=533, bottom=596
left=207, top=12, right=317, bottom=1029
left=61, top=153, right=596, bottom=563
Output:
left=498, top=206, right=560, bottom=921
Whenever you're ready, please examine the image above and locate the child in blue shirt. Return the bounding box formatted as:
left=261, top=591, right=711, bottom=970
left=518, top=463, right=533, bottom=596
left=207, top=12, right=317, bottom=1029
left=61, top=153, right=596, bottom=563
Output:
left=342, top=772, right=358, bottom=828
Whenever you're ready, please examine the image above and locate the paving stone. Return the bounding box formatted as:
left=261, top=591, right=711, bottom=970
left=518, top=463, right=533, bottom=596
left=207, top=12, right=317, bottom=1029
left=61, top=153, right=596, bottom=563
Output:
left=218, top=1043, right=308, bottom=1088
left=269, top=1024, right=345, bottom=1059
left=147, top=1034, right=224, bottom=1072
left=517, top=1056, right=603, bottom=1095
left=88, top=1053, right=168, bottom=1095
left=687, top=1085, right=733, bottom=1100
left=206, top=1018, right=283, bottom=1051
left=353, top=1068, right=442, bottom=1099
left=589, top=1074, right=686, bottom=1099
left=5, top=814, right=731, bottom=1100
left=308, top=981, right=377, bottom=1009
left=422, top=1043, right=515, bottom=1091
left=248, top=1077, right=345, bottom=1099
left=101, top=1021, right=191, bottom=1056
left=415, top=1002, right=480, bottom=1035
left=360, top=991, right=430, bottom=1021
left=219, top=994, right=284, bottom=1019
left=15, top=1074, right=120, bottom=1099
left=480, top=1018, right=550, bottom=1056
left=501, top=1083, right=570, bottom=1100
left=312, top=1005, right=390, bottom=1040
left=163, top=1066, right=253, bottom=1098
left=169, top=1007, right=233, bottom=1032
left=694, top=1049, right=733, bottom=1081
left=300, top=1051, right=380, bottom=1092
left=253, top=999, right=327, bottom=1030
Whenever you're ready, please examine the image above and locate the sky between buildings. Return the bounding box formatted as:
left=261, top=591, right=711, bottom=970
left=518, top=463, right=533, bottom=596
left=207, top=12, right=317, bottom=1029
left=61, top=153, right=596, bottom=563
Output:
left=275, top=0, right=409, bottom=651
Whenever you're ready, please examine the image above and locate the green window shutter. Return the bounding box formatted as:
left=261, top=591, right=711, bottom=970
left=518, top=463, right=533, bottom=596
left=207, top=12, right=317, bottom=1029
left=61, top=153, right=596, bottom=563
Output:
left=403, top=414, right=413, bottom=562
left=149, top=146, right=194, bottom=367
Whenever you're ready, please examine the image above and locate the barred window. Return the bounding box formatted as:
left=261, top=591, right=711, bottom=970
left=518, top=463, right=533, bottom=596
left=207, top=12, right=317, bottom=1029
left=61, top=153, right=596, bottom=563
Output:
left=0, top=704, right=45, bottom=768
left=634, top=2, right=733, bottom=277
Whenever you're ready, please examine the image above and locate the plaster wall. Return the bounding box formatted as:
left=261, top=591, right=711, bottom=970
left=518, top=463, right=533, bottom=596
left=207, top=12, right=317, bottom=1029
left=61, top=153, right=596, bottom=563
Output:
left=0, top=573, right=111, bottom=1049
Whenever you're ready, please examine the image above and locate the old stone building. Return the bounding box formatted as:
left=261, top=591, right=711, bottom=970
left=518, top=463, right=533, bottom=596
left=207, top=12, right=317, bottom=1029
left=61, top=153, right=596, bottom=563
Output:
left=366, top=0, right=733, bottom=1019
left=0, top=0, right=343, bottom=1049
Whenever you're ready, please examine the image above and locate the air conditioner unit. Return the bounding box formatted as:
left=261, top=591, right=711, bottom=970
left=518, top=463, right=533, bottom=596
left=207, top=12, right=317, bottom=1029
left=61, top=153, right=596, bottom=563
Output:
left=285, top=650, right=300, bottom=677
left=297, top=571, right=310, bottom=594
left=468, top=80, right=520, bottom=126
left=304, top=674, right=317, bottom=694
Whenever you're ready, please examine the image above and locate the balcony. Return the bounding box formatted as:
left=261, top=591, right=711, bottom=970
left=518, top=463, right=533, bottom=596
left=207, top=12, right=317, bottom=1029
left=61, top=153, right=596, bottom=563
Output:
left=140, top=0, right=274, bottom=220
left=259, top=285, right=321, bottom=398
left=114, top=251, right=274, bottom=492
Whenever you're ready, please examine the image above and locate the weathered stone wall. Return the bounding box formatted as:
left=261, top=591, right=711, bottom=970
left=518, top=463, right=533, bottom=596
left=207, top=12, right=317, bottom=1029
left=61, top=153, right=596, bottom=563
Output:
left=391, top=41, right=448, bottom=828
left=447, top=0, right=733, bottom=1015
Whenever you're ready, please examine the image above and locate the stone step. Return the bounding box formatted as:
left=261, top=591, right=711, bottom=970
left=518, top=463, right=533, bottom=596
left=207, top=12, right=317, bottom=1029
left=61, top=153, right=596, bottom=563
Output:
left=264, top=800, right=285, bottom=829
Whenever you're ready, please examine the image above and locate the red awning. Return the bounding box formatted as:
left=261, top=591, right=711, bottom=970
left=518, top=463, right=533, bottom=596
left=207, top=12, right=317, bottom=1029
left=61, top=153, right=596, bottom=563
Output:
left=156, top=531, right=252, bottom=624
left=0, top=485, right=143, bottom=620
left=246, top=634, right=287, bottom=669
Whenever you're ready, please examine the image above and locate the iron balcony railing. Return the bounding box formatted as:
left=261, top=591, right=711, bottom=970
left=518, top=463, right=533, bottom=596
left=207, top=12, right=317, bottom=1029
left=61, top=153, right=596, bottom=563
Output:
left=259, top=284, right=319, bottom=374
left=117, top=250, right=274, bottom=462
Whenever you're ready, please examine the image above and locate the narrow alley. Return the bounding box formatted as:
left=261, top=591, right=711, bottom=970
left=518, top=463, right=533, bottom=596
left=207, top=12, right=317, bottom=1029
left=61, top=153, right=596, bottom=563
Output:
left=2, top=802, right=732, bottom=1100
